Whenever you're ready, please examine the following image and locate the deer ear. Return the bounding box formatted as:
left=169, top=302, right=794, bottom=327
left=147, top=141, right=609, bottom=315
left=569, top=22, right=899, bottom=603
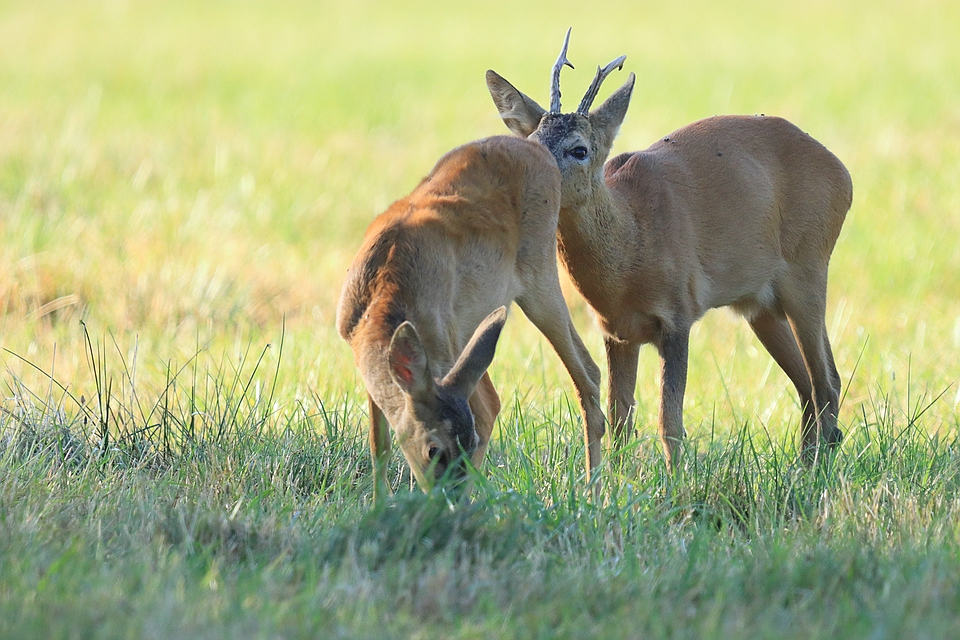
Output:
left=486, top=70, right=546, bottom=138
left=590, top=72, right=635, bottom=148
left=388, top=322, right=434, bottom=398
left=442, top=307, right=507, bottom=396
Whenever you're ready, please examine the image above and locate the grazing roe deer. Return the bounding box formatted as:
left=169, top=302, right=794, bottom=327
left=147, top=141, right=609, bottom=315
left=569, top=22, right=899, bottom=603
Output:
left=486, top=31, right=852, bottom=469
left=336, top=135, right=603, bottom=500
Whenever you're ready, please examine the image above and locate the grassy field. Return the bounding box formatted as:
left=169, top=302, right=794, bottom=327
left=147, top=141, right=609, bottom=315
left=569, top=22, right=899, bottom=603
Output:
left=2, top=0, right=960, bottom=637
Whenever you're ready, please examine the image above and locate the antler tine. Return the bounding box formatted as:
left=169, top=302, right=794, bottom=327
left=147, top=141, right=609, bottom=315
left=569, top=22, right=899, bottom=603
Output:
left=549, top=27, right=575, bottom=114
left=576, top=55, right=627, bottom=114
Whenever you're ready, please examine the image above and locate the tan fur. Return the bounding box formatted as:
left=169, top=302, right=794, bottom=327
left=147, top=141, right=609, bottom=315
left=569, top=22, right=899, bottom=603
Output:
left=488, top=60, right=851, bottom=469
left=337, top=136, right=603, bottom=500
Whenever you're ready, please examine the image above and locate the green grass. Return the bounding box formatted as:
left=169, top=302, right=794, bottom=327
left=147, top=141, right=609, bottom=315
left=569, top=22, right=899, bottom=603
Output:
left=2, top=0, right=960, bottom=637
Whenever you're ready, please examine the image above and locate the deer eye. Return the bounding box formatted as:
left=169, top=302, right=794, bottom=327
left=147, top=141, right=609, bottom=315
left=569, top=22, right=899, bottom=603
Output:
left=427, top=444, right=441, bottom=461
left=567, top=146, right=588, bottom=161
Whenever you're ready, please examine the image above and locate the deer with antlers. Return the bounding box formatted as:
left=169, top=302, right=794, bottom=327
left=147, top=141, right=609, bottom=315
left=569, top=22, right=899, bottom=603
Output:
left=486, top=31, right=852, bottom=469
left=337, top=135, right=603, bottom=500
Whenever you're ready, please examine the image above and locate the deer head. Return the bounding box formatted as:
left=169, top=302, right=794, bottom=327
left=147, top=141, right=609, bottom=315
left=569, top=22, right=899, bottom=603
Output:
left=486, top=30, right=635, bottom=208
left=385, top=306, right=506, bottom=487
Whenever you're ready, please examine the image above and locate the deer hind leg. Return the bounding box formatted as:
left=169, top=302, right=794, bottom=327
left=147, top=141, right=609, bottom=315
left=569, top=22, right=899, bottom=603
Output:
left=824, top=332, right=842, bottom=399
left=516, top=286, right=604, bottom=481
left=657, top=328, right=690, bottom=472
left=780, top=274, right=843, bottom=460
left=748, top=311, right=819, bottom=448
left=468, top=371, right=501, bottom=467
left=605, top=338, right=641, bottom=461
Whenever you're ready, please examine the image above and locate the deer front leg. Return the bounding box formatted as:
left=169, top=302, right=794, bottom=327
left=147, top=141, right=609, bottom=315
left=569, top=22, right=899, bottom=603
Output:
left=605, top=337, right=640, bottom=461
left=516, top=295, right=604, bottom=482
left=657, top=329, right=690, bottom=472
left=368, top=394, right=391, bottom=504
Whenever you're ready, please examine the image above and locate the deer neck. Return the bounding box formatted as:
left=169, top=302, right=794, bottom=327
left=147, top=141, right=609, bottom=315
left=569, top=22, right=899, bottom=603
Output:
left=555, top=173, right=637, bottom=322
left=558, top=173, right=632, bottom=271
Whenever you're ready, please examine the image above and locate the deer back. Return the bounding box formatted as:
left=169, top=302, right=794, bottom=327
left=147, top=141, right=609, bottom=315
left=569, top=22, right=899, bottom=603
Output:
left=602, top=115, right=852, bottom=319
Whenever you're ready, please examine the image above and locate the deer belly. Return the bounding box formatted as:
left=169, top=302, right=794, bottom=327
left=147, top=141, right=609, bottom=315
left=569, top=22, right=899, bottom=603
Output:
left=596, top=308, right=665, bottom=346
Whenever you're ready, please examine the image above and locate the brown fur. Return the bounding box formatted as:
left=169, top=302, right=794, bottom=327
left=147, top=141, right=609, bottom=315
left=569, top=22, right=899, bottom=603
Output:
left=337, top=136, right=603, bottom=499
left=488, top=64, right=851, bottom=470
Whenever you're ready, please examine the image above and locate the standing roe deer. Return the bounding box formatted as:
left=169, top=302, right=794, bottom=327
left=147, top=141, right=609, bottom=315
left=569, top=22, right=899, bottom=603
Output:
left=486, top=31, right=852, bottom=469
left=336, top=135, right=603, bottom=500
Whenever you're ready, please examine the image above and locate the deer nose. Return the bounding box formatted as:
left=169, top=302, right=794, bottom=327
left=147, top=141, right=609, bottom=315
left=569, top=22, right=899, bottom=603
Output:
left=456, top=429, right=479, bottom=457
left=436, top=458, right=469, bottom=485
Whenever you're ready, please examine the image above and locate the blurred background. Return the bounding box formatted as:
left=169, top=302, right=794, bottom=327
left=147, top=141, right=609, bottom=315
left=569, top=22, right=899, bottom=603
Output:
left=1, top=0, right=958, bottom=439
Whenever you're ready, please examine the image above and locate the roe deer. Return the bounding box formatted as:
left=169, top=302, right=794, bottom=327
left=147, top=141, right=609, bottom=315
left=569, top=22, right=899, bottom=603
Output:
left=486, top=31, right=852, bottom=469
left=336, top=135, right=603, bottom=500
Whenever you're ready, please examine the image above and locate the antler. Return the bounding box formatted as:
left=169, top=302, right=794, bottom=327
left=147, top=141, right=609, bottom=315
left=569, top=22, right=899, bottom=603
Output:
left=576, top=55, right=627, bottom=114
left=549, top=28, right=575, bottom=114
